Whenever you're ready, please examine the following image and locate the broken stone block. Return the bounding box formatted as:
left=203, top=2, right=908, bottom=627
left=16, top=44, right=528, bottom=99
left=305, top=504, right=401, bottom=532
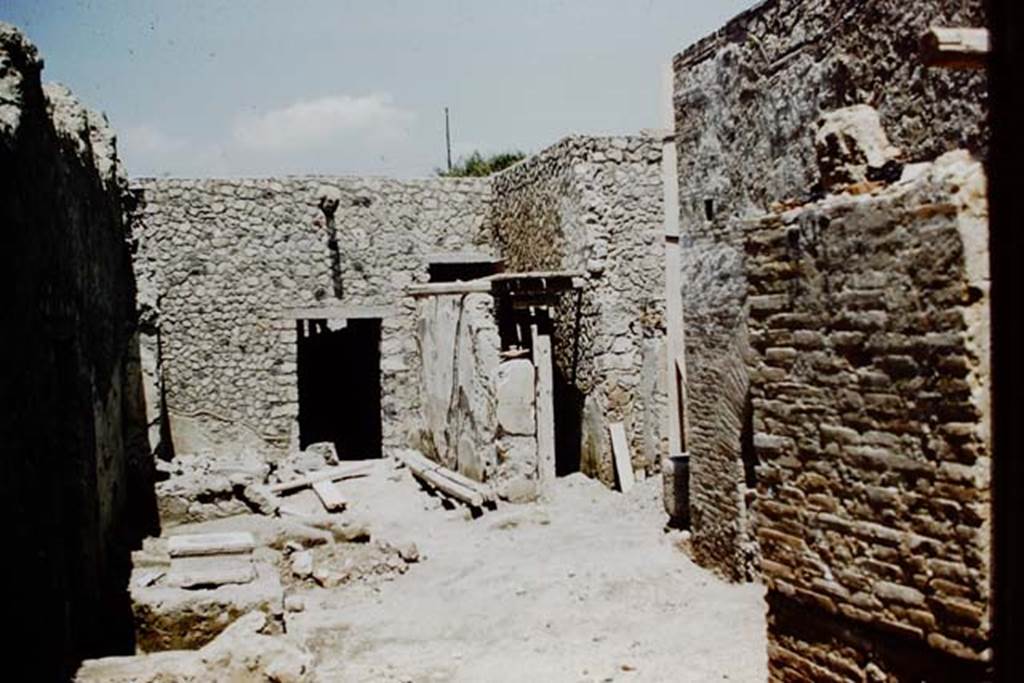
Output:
left=241, top=483, right=280, bottom=516
left=78, top=610, right=314, bottom=682
left=814, top=104, right=902, bottom=190
left=397, top=542, right=420, bottom=563
left=131, top=561, right=284, bottom=652
left=168, top=531, right=255, bottom=558
left=165, top=554, right=255, bottom=589
left=497, top=359, right=536, bottom=436
left=291, top=550, right=314, bottom=579
left=498, top=476, right=539, bottom=504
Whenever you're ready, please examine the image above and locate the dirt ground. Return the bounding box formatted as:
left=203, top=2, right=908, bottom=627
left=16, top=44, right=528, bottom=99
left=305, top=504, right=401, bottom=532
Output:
left=281, top=463, right=767, bottom=682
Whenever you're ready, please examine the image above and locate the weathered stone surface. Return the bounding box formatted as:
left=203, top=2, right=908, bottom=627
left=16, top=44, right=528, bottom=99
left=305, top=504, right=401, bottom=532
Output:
left=131, top=561, right=284, bottom=652
left=673, top=0, right=988, bottom=585
left=1, top=23, right=154, bottom=679
left=815, top=105, right=902, bottom=189
left=489, top=135, right=667, bottom=484
left=132, top=174, right=495, bottom=459
left=416, top=292, right=501, bottom=481
left=746, top=151, right=991, bottom=676
left=76, top=610, right=314, bottom=683
left=497, top=359, right=536, bottom=436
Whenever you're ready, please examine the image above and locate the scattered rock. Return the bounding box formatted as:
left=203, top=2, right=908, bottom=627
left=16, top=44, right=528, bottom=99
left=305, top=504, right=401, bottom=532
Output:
left=397, top=542, right=420, bottom=563
left=291, top=551, right=314, bottom=579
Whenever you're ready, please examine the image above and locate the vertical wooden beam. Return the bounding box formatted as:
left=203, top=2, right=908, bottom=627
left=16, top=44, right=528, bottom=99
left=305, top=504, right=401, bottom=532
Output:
left=661, top=62, right=687, bottom=455
left=609, top=422, right=635, bottom=493
left=531, top=324, right=557, bottom=495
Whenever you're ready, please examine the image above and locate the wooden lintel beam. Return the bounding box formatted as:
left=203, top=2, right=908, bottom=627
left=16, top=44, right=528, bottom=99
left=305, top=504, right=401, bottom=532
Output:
left=921, top=27, right=989, bottom=69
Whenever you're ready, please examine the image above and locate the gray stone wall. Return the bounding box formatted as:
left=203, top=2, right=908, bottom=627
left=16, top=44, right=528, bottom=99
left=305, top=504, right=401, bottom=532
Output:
left=133, top=176, right=493, bottom=458
left=1, top=24, right=151, bottom=678
left=747, top=151, right=991, bottom=679
left=672, top=0, right=989, bottom=580
left=490, top=135, right=666, bottom=485
left=416, top=292, right=501, bottom=478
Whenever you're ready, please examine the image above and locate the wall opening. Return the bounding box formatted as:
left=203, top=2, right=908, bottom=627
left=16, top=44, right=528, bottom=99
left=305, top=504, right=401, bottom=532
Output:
left=297, top=318, right=382, bottom=459
left=427, top=253, right=502, bottom=283
left=740, top=390, right=757, bottom=490
left=553, top=363, right=583, bottom=476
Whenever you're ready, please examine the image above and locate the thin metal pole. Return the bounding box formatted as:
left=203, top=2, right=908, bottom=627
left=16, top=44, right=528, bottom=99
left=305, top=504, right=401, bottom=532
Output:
left=444, top=107, right=452, bottom=172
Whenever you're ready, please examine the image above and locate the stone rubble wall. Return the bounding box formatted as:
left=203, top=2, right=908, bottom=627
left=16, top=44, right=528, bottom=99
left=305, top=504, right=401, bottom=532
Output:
left=672, top=0, right=989, bottom=581
left=132, top=176, right=494, bottom=459
left=747, top=152, right=991, bottom=679
left=489, top=135, right=666, bottom=485
left=0, top=23, right=153, bottom=678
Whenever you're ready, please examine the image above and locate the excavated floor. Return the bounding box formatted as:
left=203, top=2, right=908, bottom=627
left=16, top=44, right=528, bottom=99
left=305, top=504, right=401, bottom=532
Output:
left=283, top=465, right=767, bottom=682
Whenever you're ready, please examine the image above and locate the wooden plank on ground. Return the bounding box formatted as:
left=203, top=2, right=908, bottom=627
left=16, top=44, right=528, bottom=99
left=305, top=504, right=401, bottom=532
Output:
left=403, top=448, right=496, bottom=502
left=436, top=466, right=497, bottom=504
left=397, top=449, right=486, bottom=508
left=531, top=325, right=557, bottom=494
left=270, top=461, right=375, bottom=494
left=168, top=532, right=255, bottom=558
left=609, top=422, right=635, bottom=493
left=311, top=480, right=348, bottom=512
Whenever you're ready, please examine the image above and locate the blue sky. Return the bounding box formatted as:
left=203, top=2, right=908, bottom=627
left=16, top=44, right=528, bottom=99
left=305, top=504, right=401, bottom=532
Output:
left=1, top=1, right=755, bottom=178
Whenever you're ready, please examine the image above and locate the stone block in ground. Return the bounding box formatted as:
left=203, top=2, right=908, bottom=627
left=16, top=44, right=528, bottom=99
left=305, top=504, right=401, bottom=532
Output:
left=496, top=435, right=539, bottom=493
left=165, top=554, right=255, bottom=588
left=497, top=359, right=536, bottom=436
left=76, top=611, right=314, bottom=683
left=131, top=561, right=284, bottom=652
left=168, top=531, right=255, bottom=557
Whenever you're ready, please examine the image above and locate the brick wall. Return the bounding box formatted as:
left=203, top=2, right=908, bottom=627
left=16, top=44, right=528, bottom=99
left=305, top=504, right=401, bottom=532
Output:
left=672, top=0, right=988, bottom=580
left=747, top=151, right=991, bottom=680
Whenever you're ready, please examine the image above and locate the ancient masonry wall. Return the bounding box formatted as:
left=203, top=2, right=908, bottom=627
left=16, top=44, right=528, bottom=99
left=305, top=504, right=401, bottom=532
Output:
left=671, top=0, right=989, bottom=580
left=0, top=24, right=152, bottom=678
left=132, top=177, right=494, bottom=459
left=415, top=291, right=540, bottom=500
left=489, top=135, right=666, bottom=485
left=747, top=152, right=991, bottom=679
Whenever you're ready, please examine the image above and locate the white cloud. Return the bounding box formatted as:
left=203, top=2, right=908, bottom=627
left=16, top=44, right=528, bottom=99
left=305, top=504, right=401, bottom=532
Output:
left=121, top=124, right=187, bottom=157
left=231, top=93, right=414, bottom=151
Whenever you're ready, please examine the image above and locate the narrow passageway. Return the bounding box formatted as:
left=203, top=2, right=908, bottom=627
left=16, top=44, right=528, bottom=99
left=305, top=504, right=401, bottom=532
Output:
left=287, top=468, right=767, bottom=682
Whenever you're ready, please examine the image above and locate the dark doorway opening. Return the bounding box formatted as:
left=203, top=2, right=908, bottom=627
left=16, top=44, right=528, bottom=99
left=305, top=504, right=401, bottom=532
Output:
left=553, top=363, right=583, bottom=476
left=297, top=318, right=382, bottom=459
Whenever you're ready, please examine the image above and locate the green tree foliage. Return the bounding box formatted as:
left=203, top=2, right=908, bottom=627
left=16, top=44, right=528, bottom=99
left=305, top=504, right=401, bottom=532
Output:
left=437, top=151, right=526, bottom=177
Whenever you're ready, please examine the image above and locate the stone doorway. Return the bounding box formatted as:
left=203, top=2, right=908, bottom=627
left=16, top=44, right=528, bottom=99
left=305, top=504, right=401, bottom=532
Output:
left=297, top=318, right=383, bottom=459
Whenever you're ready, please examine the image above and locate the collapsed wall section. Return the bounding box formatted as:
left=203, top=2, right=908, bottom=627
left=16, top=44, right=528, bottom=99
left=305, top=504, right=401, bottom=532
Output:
left=133, top=177, right=493, bottom=460
left=746, top=152, right=991, bottom=680
left=672, top=0, right=988, bottom=580
left=0, top=23, right=151, bottom=679
left=489, top=136, right=665, bottom=485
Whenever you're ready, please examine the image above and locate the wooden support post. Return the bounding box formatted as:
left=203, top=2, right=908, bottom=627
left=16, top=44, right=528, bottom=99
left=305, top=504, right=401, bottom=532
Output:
left=921, top=27, right=989, bottom=69
left=531, top=324, right=557, bottom=495
left=609, top=422, right=635, bottom=493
